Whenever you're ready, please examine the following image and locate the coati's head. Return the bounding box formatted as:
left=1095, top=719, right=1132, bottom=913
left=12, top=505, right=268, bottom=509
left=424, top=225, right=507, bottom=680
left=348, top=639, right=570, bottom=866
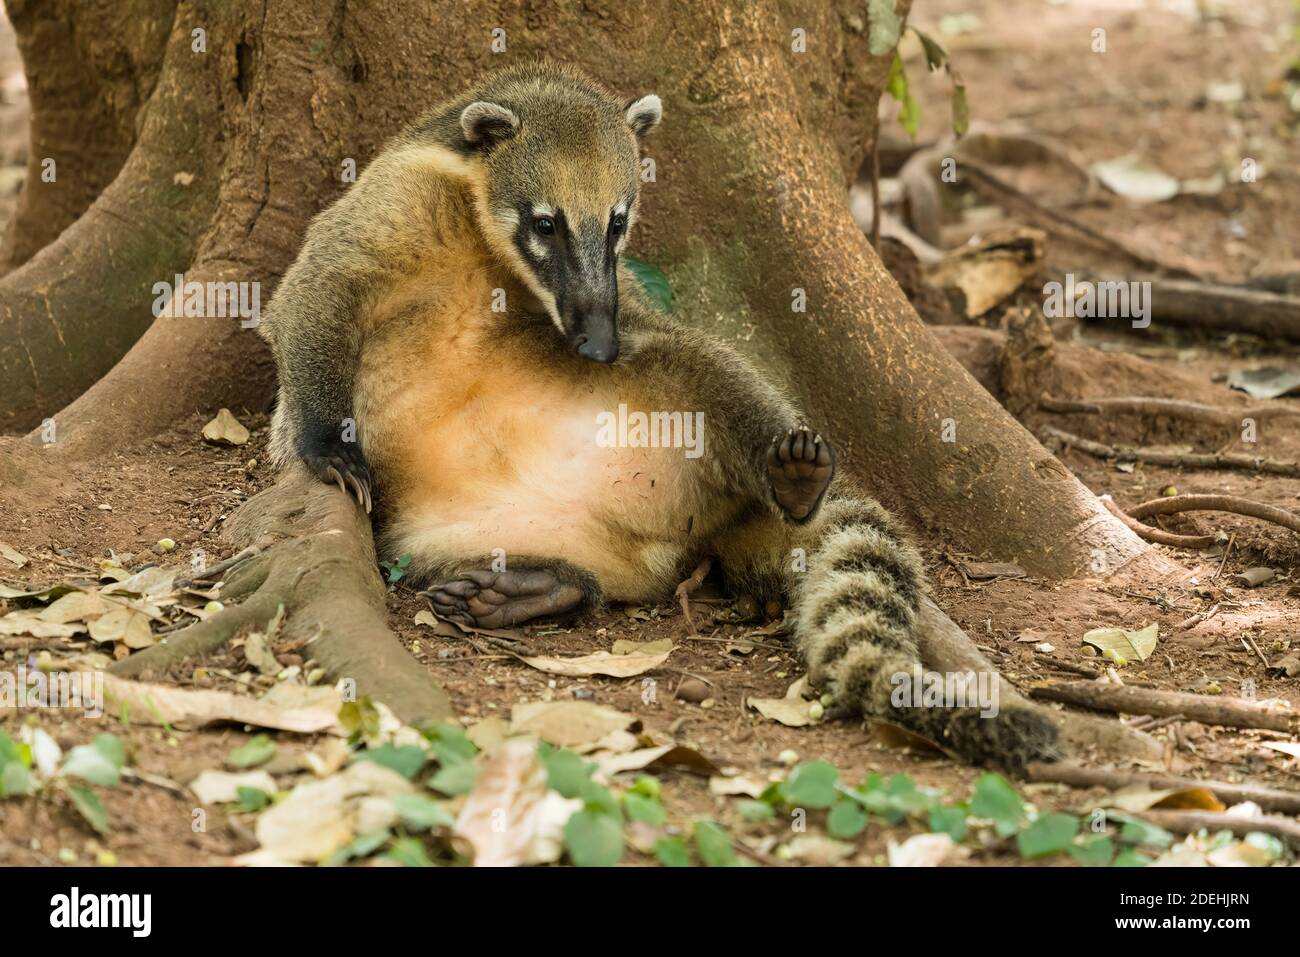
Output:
left=433, top=65, right=660, bottom=364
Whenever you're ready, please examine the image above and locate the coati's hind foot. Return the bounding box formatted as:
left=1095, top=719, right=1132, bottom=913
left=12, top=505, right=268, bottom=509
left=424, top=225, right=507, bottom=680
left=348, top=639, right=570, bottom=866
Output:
left=767, top=427, right=835, bottom=522
left=423, top=568, right=586, bottom=629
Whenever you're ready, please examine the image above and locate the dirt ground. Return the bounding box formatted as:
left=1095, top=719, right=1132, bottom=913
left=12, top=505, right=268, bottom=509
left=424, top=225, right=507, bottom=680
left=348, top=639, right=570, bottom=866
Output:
left=2, top=0, right=1299, bottom=866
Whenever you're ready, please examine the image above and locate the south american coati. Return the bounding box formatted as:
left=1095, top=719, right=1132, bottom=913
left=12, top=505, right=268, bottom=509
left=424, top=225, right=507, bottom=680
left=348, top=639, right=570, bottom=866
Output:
left=258, top=63, right=1057, bottom=772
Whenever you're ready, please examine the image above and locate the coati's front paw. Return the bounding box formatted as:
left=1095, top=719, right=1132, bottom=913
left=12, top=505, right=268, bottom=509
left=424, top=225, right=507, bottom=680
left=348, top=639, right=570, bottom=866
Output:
left=423, top=569, right=585, bottom=629
left=300, top=438, right=372, bottom=514
left=766, top=426, right=835, bottom=522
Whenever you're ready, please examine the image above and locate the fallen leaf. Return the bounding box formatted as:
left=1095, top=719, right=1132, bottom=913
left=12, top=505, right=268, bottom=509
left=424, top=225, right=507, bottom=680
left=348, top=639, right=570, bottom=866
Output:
left=38, top=591, right=112, bottom=624
left=519, top=648, right=670, bottom=678
left=1226, top=366, right=1300, bottom=400
left=88, top=607, right=155, bottom=648
left=1206, top=842, right=1274, bottom=867
left=871, top=719, right=950, bottom=757
left=1261, top=741, right=1300, bottom=759
left=202, top=408, right=251, bottom=446
left=0, top=613, right=86, bottom=637
left=509, top=700, right=636, bottom=750
left=784, top=834, right=856, bottom=865
left=708, top=775, right=766, bottom=798
left=1092, top=154, right=1180, bottom=203
left=105, top=565, right=177, bottom=598
left=1082, top=622, right=1159, bottom=662
left=455, top=737, right=580, bottom=867
left=888, top=832, right=967, bottom=866
left=1109, top=787, right=1226, bottom=813
left=191, top=769, right=278, bottom=804
left=102, top=673, right=343, bottom=734
left=465, top=716, right=510, bottom=753
left=594, top=744, right=719, bottom=778
left=747, top=676, right=819, bottom=727
left=610, top=638, right=674, bottom=656
left=0, top=541, right=28, bottom=568
left=242, top=631, right=281, bottom=675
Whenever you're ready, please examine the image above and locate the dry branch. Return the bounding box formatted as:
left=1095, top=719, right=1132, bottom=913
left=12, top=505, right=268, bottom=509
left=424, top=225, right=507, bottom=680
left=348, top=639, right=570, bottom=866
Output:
left=1145, top=278, right=1300, bottom=342
left=1040, top=394, right=1300, bottom=426
left=1040, top=425, right=1300, bottom=478
left=1029, top=681, right=1299, bottom=733
left=1136, top=809, right=1300, bottom=848
left=1129, top=494, right=1300, bottom=536
left=1025, top=762, right=1300, bottom=815
left=1099, top=495, right=1214, bottom=548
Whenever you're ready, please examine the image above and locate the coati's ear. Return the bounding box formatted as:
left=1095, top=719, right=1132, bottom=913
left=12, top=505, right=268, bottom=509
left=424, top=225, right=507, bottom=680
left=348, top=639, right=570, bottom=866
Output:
left=624, top=94, right=662, bottom=138
left=460, top=101, right=520, bottom=149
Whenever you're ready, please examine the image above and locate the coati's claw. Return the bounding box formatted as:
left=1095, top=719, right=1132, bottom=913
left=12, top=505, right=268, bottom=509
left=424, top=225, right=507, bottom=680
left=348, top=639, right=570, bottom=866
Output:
left=766, top=426, right=835, bottom=522
left=423, top=568, right=584, bottom=629
left=302, top=441, right=373, bottom=514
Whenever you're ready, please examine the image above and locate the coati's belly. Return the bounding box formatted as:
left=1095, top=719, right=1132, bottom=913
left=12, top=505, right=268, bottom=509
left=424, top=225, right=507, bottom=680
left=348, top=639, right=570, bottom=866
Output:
left=357, top=343, right=706, bottom=600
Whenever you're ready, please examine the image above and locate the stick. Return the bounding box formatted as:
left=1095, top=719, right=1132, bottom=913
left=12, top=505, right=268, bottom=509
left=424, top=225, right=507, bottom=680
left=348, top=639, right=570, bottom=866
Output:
left=1025, top=762, right=1300, bottom=815
left=1032, top=653, right=1103, bottom=678
left=1040, top=425, right=1300, bottom=477
left=1129, top=494, right=1300, bottom=535
left=1028, top=681, right=1300, bottom=733
left=1144, top=278, right=1300, bottom=342
left=1099, top=495, right=1215, bottom=548
left=1040, top=394, right=1300, bottom=425
left=1135, top=809, right=1300, bottom=848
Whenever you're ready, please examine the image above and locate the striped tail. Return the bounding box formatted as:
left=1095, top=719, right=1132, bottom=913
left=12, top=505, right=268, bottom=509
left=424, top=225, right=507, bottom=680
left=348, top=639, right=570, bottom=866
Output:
left=792, top=495, right=1057, bottom=773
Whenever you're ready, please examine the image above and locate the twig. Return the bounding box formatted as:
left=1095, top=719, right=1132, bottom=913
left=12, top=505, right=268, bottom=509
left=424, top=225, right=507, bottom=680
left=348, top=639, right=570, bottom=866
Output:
left=176, top=546, right=260, bottom=588
left=1129, top=494, right=1300, bottom=536
left=1099, top=495, right=1214, bottom=548
left=1041, top=394, right=1300, bottom=426
left=1029, top=681, right=1300, bottom=733
left=1040, top=425, right=1300, bottom=478
left=1244, top=633, right=1271, bottom=670
left=1211, top=533, right=1236, bottom=584
left=1032, top=654, right=1102, bottom=678
left=1025, top=762, right=1300, bottom=815
left=1136, top=809, right=1300, bottom=848
left=1140, top=278, right=1300, bottom=342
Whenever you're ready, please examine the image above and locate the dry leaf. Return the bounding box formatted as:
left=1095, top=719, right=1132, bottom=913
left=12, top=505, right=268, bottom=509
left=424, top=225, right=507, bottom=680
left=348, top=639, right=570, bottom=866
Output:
left=191, top=769, right=278, bottom=804
left=455, top=737, right=579, bottom=867
left=871, top=719, right=950, bottom=757
left=243, top=631, right=282, bottom=675
left=888, top=833, right=966, bottom=867
left=519, top=648, right=670, bottom=677
left=708, top=775, right=767, bottom=797
left=594, top=744, right=719, bottom=778
left=465, top=716, right=510, bottom=753
left=202, top=408, right=251, bottom=446
left=88, top=607, right=155, bottom=648
left=784, top=834, right=856, bottom=865
left=102, top=673, right=343, bottom=734
left=1082, top=623, right=1158, bottom=662
left=747, top=676, right=818, bottom=727
left=0, top=540, right=29, bottom=568
left=508, top=700, right=636, bottom=749
left=37, top=590, right=112, bottom=623
left=0, top=614, right=86, bottom=637
left=1109, top=786, right=1226, bottom=813
left=1262, top=741, right=1300, bottom=759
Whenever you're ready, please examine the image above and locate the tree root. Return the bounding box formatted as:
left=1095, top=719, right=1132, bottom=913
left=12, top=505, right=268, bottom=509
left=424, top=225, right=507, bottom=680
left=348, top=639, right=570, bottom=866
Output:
left=1128, top=494, right=1300, bottom=536
left=1028, top=680, right=1299, bottom=733
left=1041, top=394, right=1300, bottom=426
left=1099, top=495, right=1215, bottom=549
left=109, top=469, right=451, bottom=725
left=1135, top=809, right=1300, bottom=848
left=916, top=599, right=1162, bottom=764
left=1040, top=425, right=1300, bottom=478
left=1025, top=762, right=1300, bottom=815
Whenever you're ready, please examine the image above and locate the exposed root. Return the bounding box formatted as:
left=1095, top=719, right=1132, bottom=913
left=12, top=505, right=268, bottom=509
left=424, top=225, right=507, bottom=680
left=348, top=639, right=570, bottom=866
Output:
left=1099, top=495, right=1215, bottom=549
left=1040, top=425, right=1300, bottom=478
left=1028, top=680, right=1299, bottom=733
left=1041, top=394, right=1300, bottom=426
left=1128, top=494, right=1300, bottom=536
left=1026, top=762, right=1300, bottom=815
left=109, top=468, right=451, bottom=724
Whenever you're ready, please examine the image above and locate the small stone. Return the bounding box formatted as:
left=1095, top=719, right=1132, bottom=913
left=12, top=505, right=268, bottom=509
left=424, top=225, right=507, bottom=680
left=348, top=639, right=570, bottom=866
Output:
left=675, top=678, right=710, bottom=703
left=778, top=749, right=799, bottom=766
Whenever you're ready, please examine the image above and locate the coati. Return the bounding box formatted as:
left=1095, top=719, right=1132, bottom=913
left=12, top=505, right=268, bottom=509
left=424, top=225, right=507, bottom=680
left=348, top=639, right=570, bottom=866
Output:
left=259, top=63, right=1056, bottom=772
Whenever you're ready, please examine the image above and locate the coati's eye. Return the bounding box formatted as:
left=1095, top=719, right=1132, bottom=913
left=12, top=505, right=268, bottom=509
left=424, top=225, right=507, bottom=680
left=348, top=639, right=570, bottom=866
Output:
left=533, top=216, right=556, bottom=236
left=610, top=213, right=627, bottom=236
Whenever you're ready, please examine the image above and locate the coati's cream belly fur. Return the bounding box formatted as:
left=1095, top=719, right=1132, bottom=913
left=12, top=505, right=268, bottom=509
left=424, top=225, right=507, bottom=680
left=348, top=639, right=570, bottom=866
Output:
left=355, top=302, right=702, bottom=600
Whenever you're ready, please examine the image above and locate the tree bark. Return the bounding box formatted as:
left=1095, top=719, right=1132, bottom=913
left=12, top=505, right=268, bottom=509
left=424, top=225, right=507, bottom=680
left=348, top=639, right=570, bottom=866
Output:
left=9, top=0, right=1147, bottom=579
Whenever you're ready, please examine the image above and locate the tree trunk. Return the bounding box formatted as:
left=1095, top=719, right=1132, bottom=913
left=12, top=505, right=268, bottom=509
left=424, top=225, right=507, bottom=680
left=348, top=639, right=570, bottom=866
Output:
left=5, top=0, right=1147, bottom=579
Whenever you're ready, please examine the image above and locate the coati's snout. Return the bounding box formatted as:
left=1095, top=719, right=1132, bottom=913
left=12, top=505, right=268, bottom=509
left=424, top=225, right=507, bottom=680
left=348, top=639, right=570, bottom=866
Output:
left=563, top=284, right=619, bottom=364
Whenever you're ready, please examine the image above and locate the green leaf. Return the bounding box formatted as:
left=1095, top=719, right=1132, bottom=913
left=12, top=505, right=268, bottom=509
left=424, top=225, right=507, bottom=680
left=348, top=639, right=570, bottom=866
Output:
left=1243, top=831, right=1284, bottom=861
left=885, top=53, right=921, bottom=139
left=540, top=746, right=596, bottom=798
left=827, top=798, right=868, bottom=839
left=62, top=743, right=121, bottom=788
left=928, top=805, right=969, bottom=842
left=627, top=775, right=661, bottom=801
left=229, top=734, right=276, bottom=769
left=654, top=835, right=691, bottom=867
left=694, top=820, right=737, bottom=867
left=565, top=810, right=625, bottom=867
left=951, top=79, right=970, bottom=137
left=1, top=761, right=34, bottom=797
left=969, top=773, right=1024, bottom=835
left=1069, top=835, right=1115, bottom=867
left=234, top=786, right=271, bottom=812
left=1112, top=848, right=1153, bottom=867
left=92, top=734, right=126, bottom=769
left=427, top=760, right=477, bottom=797
left=392, top=793, right=456, bottom=831
left=339, top=697, right=382, bottom=741
left=1118, top=817, right=1175, bottom=849
left=783, top=760, right=839, bottom=809
left=623, top=792, right=666, bottom=826
left=381, top=554, right=413, bottom=584
left=324, top=829, right=391, bottom=866
left=912, top=27, right=948, bottom=70
left=867, top=0, right=903, bottom=56
left=737, top=799, right=775, bottom=823
left=422, top=722, right=478, bottom=764
left=386, top=836, right=435, bottom=867
left=1017, top=813, right=1079, bottom=859
left=354, top=744, right=428, bottom=780
left=67, top=785, right=109, bottom=835
left=623, top=256, right=672, bottom=311
left=0, top=730, right=19, bottom=768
